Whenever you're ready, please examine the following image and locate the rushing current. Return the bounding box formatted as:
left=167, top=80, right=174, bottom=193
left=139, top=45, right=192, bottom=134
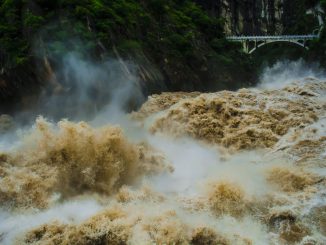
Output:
left=0, top=60, right=325, bottom=244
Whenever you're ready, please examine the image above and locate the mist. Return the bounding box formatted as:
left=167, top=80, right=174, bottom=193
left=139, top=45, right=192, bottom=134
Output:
left=0, top=59, right=325, bottom=244
left=11, top=52, right=144, bottom=126
left=258, top=59, right=326, bottom=89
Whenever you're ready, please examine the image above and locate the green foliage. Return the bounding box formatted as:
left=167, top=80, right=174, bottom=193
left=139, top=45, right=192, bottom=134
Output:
left=3, top=0, right=326, bottom=91
left=23, top=10, right=45, bottom=30
left=117, top=40, right=142, bottom=53
left=0, top=0, right=226, bottom=64
left=321, top=0, right=326, bottom=9
left=304, top=1, right=326, bottom=66
left=0, top=0, right=28, bottom=67
left=283, top=0, right=318, bottom=34
left=309, top=28, right=326, bottom=66
left=0, top=0, right=253, bottom=90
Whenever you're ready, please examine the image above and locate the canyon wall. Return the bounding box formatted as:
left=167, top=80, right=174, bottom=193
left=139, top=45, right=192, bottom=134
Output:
left=196, top=0, right=318, bottom=35
left=0, top=0, right=322, bottom=114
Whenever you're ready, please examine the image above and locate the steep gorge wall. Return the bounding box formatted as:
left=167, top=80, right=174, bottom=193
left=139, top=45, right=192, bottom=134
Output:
left=196, top=0, right=317, bottom=35
left=221, top=0, right=283, bottom=35
left=0, top=0, right=255, bottom=114
left=0, top=0, right=321, bottom=114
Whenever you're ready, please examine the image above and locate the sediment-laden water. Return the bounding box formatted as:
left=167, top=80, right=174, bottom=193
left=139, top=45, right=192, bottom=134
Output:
left=0, top=73, right=325, bottom=244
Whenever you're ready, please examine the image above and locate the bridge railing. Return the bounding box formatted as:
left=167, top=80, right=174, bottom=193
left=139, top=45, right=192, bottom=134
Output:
left=226, top=35, right=319, bottom=41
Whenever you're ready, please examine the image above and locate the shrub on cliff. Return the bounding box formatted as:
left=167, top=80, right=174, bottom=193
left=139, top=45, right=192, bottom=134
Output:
left=0, top=0, right=255, bottom=98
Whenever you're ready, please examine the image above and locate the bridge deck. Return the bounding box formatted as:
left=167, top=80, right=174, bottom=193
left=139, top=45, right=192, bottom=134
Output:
left=226, top=35, right=319, bottom=41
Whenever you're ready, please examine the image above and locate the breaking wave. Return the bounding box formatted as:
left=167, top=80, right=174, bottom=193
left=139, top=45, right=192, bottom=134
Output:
left=0, top=61, right=325, bottom=244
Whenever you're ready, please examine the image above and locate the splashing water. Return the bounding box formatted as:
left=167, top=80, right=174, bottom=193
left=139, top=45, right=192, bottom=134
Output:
left=0, top=60, right=325, bottom=244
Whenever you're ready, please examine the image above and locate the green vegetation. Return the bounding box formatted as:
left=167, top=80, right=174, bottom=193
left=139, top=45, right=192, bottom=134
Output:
left=0, top=0, right=254, bottom=94
left=308, top=0, right=326, bottom=66
left=253, top=0, right=326, bottom=69
left=283, top=0, right=318, bottom=34
left=0, top=0, right=325, bottom=101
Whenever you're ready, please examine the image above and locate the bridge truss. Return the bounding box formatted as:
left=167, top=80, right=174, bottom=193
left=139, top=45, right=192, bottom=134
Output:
left=226, top=35, right=319, bottom=54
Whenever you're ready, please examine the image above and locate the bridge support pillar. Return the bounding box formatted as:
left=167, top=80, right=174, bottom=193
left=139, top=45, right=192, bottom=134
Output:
left=242, top=41, right=249, bottom=54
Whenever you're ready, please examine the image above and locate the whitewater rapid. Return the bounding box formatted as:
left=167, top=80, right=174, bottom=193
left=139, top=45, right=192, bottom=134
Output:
left=0, top=65, right=325, bottom=244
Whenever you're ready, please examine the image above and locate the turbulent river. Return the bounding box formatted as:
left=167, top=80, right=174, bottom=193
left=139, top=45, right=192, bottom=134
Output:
left=0, top=61, right=325, bottom=244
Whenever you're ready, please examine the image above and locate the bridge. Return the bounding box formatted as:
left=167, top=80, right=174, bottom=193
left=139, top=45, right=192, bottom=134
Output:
left=226, top=34, right=319, bottom=54
left=226, top=4, right=324, bottom=54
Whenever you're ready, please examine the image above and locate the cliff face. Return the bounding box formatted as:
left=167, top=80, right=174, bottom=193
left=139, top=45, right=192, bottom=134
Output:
left=0, top=0, right=256, bottom=114
left=221, top=0, right=283, bottom=35
left=196, top=0, right=317, bottom=35
left=0, top=0, right=322, bottom=114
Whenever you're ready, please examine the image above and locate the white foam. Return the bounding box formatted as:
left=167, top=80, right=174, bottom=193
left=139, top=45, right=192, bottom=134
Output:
left=0, top=200, right=103, bottom=245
